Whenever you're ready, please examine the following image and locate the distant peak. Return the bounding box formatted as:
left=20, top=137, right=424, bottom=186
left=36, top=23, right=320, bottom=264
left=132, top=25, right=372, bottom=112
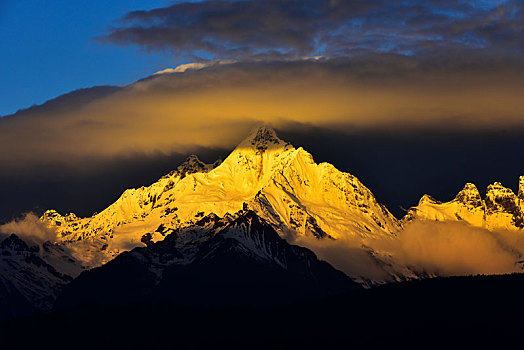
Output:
left=458, top=183, right=480, bottom=197
left=163, top=154, right=221, bottom=179
left=237, top=124, right=288, bottom=152
left=462, top=183, right=479, bottom=191
left=183, top=154, right=204, bottom=165
left=485, top=181, right=520, bottom=215
left=178, top=155, right=220, bottom=173
left=488, top=182, right=505, bottom=189
left=455, top=183, right=482, bottom=206
left=418, top=194, right=441, bottom=205
left=42, top=209, right=63, bottom=221
left=249, top=125, right=278, bottom=145
left=486, top=181, right=514, bottom=197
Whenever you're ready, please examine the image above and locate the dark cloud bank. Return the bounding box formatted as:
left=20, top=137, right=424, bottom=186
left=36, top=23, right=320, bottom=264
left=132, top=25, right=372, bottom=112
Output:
left=102, top=0, right=523, bottom=59
left=1, top=0, right=523, bottom=222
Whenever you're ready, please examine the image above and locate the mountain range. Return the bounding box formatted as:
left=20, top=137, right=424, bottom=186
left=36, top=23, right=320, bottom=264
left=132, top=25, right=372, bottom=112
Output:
left=2, top=125, right=524, bottom=319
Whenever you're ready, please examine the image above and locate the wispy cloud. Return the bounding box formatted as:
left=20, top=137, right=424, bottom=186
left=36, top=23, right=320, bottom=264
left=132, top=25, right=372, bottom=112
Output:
left=298, top=220, right=524, bottom=279
left=370, top=221, right=523, bottom=276
left=0, top=213, right=58, bottom=245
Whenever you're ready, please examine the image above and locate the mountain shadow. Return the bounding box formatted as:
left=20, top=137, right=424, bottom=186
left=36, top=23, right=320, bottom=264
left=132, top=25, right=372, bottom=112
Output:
left=55, top=211, right=361, bottom=310
left=4, top=273, right=524, bottom=349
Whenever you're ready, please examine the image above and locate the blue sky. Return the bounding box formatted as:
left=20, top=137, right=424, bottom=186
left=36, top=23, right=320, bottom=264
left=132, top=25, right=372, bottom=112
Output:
left=0, top=1, right=177, bottom=116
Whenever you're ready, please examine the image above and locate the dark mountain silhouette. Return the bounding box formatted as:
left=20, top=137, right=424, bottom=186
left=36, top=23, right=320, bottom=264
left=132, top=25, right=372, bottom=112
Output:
left=56, top=211, right=360, bottom=310
left=3, top=273, right=524, bottom=349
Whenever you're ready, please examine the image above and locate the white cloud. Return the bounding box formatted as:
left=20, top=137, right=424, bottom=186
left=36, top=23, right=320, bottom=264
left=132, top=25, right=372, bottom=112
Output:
left=368, top=221, right=521, bottom=276
left=0, top=213, right=58, bottom=244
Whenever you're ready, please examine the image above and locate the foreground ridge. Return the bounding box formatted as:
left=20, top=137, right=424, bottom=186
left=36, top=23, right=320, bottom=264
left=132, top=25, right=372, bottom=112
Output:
left=55, top=210, right=361, bottom=309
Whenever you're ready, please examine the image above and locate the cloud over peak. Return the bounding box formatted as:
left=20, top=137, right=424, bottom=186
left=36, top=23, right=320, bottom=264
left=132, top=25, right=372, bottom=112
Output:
left=1, top=54, right=523, bottom=174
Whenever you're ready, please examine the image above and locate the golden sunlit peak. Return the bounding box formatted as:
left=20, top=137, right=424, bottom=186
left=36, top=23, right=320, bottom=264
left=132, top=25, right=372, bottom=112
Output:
left=236, top=124, right=287, bottom=152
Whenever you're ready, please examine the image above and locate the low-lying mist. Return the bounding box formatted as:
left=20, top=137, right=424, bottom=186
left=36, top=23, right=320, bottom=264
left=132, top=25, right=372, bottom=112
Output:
left=0, top=213, right=58, bottom=245
left=372, top=221, right=523, bottom=276
left=3, top=211, right=524, bottom=281
left=298, top=220, right=524, bottom=281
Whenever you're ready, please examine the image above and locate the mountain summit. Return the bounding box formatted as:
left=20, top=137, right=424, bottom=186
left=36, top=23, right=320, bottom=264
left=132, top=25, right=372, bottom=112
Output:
left=238, top=124, right=288, bottom=152
left=41, top=126, right=400, bottom=280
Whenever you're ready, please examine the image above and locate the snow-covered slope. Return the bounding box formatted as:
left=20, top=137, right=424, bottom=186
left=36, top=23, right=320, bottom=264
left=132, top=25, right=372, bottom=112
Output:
left=405, top=178, right=524, bottom=230
left=42, top=126, right=400, bottom=275
left=0, top=234, right=82, bottom=318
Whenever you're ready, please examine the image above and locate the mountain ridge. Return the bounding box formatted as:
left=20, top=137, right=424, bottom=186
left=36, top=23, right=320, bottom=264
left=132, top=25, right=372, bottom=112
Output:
left=38, top=126, right=524, bottom=285
left=3, top=125, right=524, bottom=319
left=405, top=176, right=524, bottom=230
left=41, top=125, right=401, bottom=277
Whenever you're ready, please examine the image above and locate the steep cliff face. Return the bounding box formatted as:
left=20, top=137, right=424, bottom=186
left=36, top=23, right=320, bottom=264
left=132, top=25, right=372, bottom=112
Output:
left=42, top=126, right=400, bottom=271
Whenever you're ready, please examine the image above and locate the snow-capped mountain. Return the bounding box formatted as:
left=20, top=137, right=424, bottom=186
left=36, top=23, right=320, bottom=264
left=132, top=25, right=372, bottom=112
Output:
left=36, top=125, right=524, bottom=292
left=56, top=210, right=361, bottom=309
left=5, top=125, right=524, bottom=319
left=405, top=178, right=524, bottom=231
left=41, top=126, right=400, bottom=279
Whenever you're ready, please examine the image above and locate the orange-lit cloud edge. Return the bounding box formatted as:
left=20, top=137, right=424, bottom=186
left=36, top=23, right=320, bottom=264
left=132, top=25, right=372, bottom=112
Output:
left=1, top=56, right=523, bottom=172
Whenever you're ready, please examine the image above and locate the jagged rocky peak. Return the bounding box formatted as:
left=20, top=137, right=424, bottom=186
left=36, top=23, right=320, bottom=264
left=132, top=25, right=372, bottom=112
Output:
left=407, top=176, right=524, bottom=231
left=454, top=183, right=482, bottom=207
left=0, top=233, right=29, bottom=251
left=194, top=212, right=224, bottom=228
left=418, top=194, right=441, bottom=205
left=193, top=210, right=264, bottom=233
left=237, top=124, right=290, bottom=153
left=42, top=209, right=62, bottom=221
left=485, top=181, right=518, bottom=215
left=231, top=209, right=264, bottom=226
left=163, top=154, right=221, bottom=179
left=41, top=210, right=78, bottom=226
left=176, top=154, right=220, bottom=176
